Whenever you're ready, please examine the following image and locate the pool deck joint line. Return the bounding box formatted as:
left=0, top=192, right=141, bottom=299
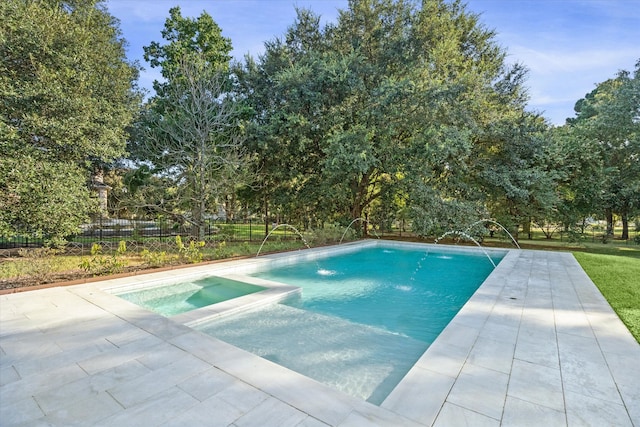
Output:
left=1, top=241, right=638, bottom=426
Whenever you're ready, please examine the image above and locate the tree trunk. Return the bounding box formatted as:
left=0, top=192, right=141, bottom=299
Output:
left=621, top=213, right=629, bottom=240
left=605, top=209, right=614, bottom=236
left=523, top=219, right=531, bottom=240
left=191, top=198, right=205, bottom=240
left=264, top=195, right=269, bottom=237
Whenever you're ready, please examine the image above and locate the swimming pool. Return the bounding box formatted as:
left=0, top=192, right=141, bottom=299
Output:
left=197, top=243, right=506, bottom=404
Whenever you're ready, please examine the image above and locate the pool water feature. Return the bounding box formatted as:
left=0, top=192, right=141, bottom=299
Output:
left=117, top=276, right=265, bottom=317
left=197, top=244, right=505, bottom=404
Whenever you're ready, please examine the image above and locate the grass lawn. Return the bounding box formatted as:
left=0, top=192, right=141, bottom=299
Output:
left=573, top=251, right=640, bottom=343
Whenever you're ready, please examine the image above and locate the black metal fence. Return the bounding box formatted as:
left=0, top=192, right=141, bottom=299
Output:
left=0, top=219, right=272, bottom=250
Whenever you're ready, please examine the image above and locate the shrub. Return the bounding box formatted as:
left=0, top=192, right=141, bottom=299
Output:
left=79, top=241, right=128, bottom=275
left=140, top=249, right=172, bottom=267
left=309, top=223, right=350, bottom=245
left=176, top=235, right=205, bottom=263
left=213, top=241, right=232, bottom=259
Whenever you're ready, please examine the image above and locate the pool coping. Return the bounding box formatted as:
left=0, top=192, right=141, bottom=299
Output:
left=1, top=241, right=638, bottom=426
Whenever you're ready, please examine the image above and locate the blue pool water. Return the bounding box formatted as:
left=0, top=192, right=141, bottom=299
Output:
left=117, top=276, right=265, bottom=317
left=198, top=244, right=504, bottom=404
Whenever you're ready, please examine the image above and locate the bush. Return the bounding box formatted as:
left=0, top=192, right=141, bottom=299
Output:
left=213, top=241, right=232, bottom=259
left=140, top=249, right=173, bottom=267
left=79, top=242, right=128, bottom=275
left=566, top=230, right=585, bottom=244
left=175, top=235, right=205, bottom=263
left=308, top=223, right=352, bottom=245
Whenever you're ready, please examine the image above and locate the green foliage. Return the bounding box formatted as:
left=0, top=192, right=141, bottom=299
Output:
left=306, top=224, right=352, bottom=245
left=140, top=249, right=173, bottom=268
left=175, top=235, right=205, bottom=263
left=0, top=0, right=141, bottom=239
left=0, top=157, right=95, bottom=243
left=79, top=241, right=128, bottom=275
left=143, top=6, right=232, bottom=94
left=237, top=0, right=545, bottom=230
left=131, top=7, right=238, bottom=233
left=565, top=60, right=640, bottom=239
left=213, top=241, right=232, bottom=259
left=409, top=184, right=489, bottom=238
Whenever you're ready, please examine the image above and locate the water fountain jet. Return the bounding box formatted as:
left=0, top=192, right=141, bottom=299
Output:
left=463, top=219, right=520, bottom=249
left=256, top=224, right=311, bottom=257
left=435, top=230, right=497, bottom=268
left=339, top=218, right=381, bottom=245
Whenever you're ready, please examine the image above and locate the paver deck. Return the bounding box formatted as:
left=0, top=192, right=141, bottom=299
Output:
left=1, top=244, right=638, bottom=426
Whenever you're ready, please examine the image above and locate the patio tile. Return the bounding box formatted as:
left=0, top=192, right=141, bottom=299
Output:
left=78, top=333, right=165, bottom=375
left=0, top=364, right=20, bottom=387
left=33, top=359, right=150, bottom=414
left=13, top=338, right=115, bottom=379
left=136, top=342, right=192, bottom=370
left=338, top=406, right=424, bottom=427
left=214, top=379, right=269, bottom=414
left=413, top=341, right=469, bottom=378
left=564, top=390, right=633, bottom=427
left=507, top=359, right=564, bottom=412
left=432, top=323, right=480, bottom=350
left=432, top=402, right=500, bottom=427
left=514, top=334, right=559, bottom=370
left=106, top=353, right=211, bottom=408
left=0, top=336, right=63, bottom=367
left=169, top=329, right=241, bottom=365
left=158, top=394, right=244, bottom=426
left=38, top=391, right=122, bottom=426
left=600, top=350, right=640, bottom=425
left=466, top=336, right=514, bottom=374
left=177, top=367, right=240, bottom=402
left=296, top=416, right=332, bottom=427
left=478, top=318, right=520, bottom=344
left=557, top=333, right=623, bottom=405
left=95, top=387, right=199, bottom=427
left=233, top=396, right=308, bottom=427
left=0, top=363, right=87, bottom=403
left=0, top=396, right=44, bottom=426
left=381, top=366, right=455, bottom=426
left=446, top=363, right=509, bottom=420
left=502, top=396, right=566, bottom=427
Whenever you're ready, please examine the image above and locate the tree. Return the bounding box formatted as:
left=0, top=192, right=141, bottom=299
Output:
left=143, top=6, right=232, bottom=96
left=547, top=125, right=604, bottom=233
left=237, top=0, right=546, bottom=237
left=138, top=55, right=248, bottom=239
left=0, top=0, right=141, bottom=244
left=568, top=60, right=640, bottom=239
left=233, top=9, right=341, bottom=231
left=124, top=7, right=246, bottom=239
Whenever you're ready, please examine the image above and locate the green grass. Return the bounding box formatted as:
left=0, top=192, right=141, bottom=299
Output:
left=573, top=251, right=640, bottom=343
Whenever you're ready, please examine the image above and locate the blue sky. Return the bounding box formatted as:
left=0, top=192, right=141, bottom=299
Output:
left=106, top=0, right=640, bottom=126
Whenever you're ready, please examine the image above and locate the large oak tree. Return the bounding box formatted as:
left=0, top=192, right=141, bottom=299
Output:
left=0, top=0, right=141, bottom=244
